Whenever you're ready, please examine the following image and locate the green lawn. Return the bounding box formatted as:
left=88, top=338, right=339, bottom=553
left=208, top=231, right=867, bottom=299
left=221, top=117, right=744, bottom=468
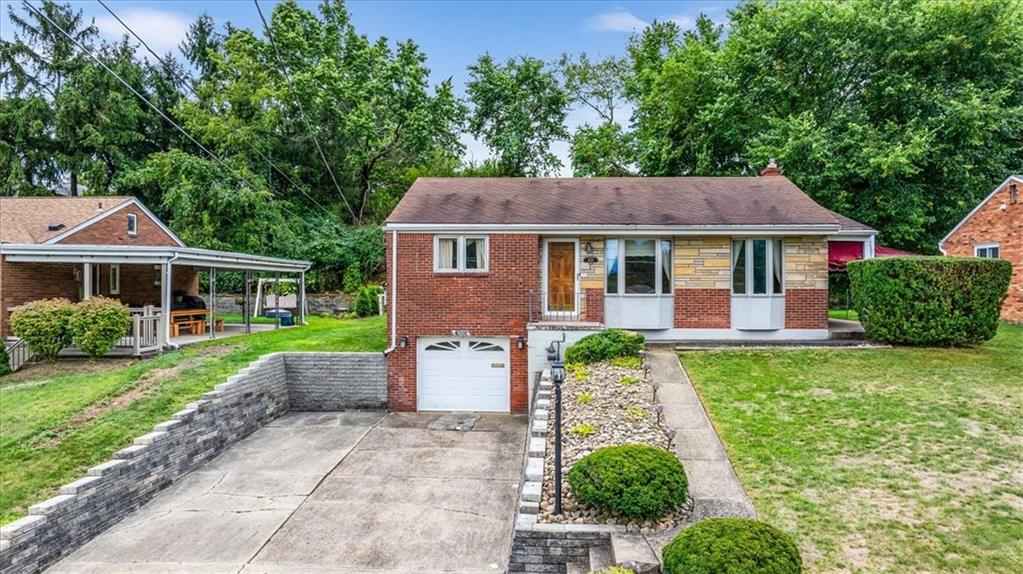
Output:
left=681, top=323, right=1023, bottom=574
left=216, top=311, right=277, bottom=325
left=828, top=308, right=859, bottom=321
left=0, top=315, right=386, bottom=524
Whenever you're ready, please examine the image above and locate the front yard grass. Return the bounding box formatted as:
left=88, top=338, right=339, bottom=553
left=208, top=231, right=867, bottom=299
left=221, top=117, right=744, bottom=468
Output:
left=681, top=323, right=1022, bottom=573
left=0, top=315, right=386, bottom=524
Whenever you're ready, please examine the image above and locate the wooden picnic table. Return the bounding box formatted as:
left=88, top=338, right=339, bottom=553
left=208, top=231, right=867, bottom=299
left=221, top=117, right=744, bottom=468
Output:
left=169, top=309, right=222, bottom=337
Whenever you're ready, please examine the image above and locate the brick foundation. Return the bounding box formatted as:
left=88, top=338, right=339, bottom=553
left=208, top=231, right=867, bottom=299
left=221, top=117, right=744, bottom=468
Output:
left=674, top=288, right=731, bottom=328
left=784, top=288, right=829, bottom=329
left=583, top=288, right=604, bottom=323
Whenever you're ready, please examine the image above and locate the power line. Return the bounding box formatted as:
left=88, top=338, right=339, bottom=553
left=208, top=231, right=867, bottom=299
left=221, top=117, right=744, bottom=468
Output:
left=95, top=0, right=334, bottom=219
left=21, top=2, right=319, bottom=231
left=253, top=0, right=358, bottom=222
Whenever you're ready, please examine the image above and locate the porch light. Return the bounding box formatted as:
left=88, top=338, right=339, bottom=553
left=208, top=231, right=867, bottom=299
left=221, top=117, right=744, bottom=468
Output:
left=516, top=336, right=525, bottom=350
left=584, top=241, right=594, bottom=254
left=551, top=360, right=565, bottom=384
left=399, top=336, right=408, bottom=349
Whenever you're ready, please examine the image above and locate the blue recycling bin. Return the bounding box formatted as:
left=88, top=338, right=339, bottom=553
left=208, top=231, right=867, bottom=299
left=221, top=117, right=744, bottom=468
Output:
left=264, top=309, right=294, bottom=326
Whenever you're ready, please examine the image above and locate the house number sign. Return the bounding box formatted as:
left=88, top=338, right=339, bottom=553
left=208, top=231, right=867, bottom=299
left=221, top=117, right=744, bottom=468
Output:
left=451, top=330, right=471, bottom=337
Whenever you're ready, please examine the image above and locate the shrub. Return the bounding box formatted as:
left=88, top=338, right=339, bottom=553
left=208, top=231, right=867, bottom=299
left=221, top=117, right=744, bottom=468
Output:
left=847, top=257, right=1011, bottom=346
left=342, top=265, right=364, bottom=294
left=566, top=362, right=589, bottom=379
left=69, top=297, right=131, bottom=359
left=353, top=285, right=384, bottom=317
left=619, top=375, right=641, bottom=386
left=624, top=404, right=646, bottom=420
left=9, top=298, right=75, bottom=360
left=662, top=518, right=802, bottom=574
left=610, top=355, right=643, bottom=369
left=570, top=423, right=596, bottom=436
left=0, top=345, right=11, bottom=377
left=577, top=392, right=594, bottom=405
left=568, top=444, right=687, bottom=520
left=564, top=329, right=645, bottom=364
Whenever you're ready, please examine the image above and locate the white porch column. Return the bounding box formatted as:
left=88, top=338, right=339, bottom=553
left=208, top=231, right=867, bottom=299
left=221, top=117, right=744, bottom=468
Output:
left=299, top=271, right=306, bottom=325
left=161, top=263, right=173, bottom=346
left=82, top=263, right=93, bottom=300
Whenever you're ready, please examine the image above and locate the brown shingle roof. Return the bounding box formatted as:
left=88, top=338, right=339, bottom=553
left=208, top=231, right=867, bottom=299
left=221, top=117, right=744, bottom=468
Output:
left=826, top=208, right=875, bottom=233
left=0, top=196, right=134, bottom=244
left=387, top=177, right=841, bottom=227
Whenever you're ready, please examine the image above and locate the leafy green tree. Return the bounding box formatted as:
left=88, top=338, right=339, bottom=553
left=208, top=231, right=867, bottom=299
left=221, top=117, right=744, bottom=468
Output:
left=627, top=1, right=1023, bottom=252
left=466, top=54, right=568, bottom=176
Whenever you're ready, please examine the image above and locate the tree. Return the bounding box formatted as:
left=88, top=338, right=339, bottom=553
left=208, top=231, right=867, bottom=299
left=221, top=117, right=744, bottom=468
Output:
left=626, top=0, right=1023, bottom=252
left=466, top=54, right=568, bottom=176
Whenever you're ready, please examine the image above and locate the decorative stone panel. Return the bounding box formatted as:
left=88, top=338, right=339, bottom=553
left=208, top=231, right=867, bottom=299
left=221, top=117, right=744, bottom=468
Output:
left=674, top=237, right=731, bottom=290
left=784, top=236, right=828, bottom=290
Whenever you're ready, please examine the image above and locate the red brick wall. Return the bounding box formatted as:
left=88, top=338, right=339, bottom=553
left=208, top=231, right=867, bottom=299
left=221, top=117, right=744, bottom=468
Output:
left=674, top=288, right=730, bottom=328
left=58, top=204, right=179, bottom=247
left=584, top=288, right=604, bottom=323
left=785, top=289, right=829, bottom=329
left=385, top=233, right=540, bottom=412
left=942, top=180, right=1023, bottom=322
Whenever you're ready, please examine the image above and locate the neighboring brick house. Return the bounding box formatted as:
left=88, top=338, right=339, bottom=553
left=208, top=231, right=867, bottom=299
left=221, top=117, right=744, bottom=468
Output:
left=382, top=164, right=876, bottom=413
left=1, top=196, right=309, bottom=347
left=939, top=175, right=1023, bottom=322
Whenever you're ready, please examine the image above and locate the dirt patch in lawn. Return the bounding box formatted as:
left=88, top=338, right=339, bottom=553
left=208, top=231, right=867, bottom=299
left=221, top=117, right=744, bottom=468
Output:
left=1, top=358, right=139, bottom=386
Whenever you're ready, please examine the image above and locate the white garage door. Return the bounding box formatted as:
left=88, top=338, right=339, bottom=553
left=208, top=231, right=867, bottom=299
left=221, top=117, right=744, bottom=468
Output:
left=418, top=337, right=510, bottom=412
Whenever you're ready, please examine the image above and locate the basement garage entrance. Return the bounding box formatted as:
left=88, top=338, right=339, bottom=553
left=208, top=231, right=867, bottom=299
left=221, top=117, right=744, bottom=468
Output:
left=417, top=337, right=510, bottom=412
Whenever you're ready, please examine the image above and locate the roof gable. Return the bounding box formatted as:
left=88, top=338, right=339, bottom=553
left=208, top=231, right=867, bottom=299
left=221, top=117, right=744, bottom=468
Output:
left=0, top=196, right=185, bottom=247
left=939, top=175, right=1023, bottom=252
left=386, top=176, right=842, bottom=229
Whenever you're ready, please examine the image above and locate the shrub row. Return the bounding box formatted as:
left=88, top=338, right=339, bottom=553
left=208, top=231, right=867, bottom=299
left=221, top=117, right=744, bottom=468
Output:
left=10, top=297, right=131, bottom=360
left=847, top=256, right=1010, bottom=346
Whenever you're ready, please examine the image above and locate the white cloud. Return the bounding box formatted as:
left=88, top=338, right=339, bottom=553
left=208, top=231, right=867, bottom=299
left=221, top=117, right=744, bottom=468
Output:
left=665, top=14, right=696, bottom=31
left=585, top=10, right=648, bottom=33
left=95, top=7, right=192, bottom=56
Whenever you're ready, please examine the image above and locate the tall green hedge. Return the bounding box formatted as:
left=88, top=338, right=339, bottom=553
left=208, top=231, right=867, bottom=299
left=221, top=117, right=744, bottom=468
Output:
left=847, top=256, right=1011, bottom=346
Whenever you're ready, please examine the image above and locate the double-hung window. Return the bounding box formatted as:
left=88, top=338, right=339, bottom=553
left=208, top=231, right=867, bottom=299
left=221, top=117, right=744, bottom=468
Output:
left=974, top=244, right=1000, bottom=258
left=435, top=235, right=488, bottom=272
left=109, top=264, right=121, bottom=295
left=605, top=238, right=672, bottom=295
left=732, top=239, right=783, bottom=296
left=127, top=213, right=138, bottom=236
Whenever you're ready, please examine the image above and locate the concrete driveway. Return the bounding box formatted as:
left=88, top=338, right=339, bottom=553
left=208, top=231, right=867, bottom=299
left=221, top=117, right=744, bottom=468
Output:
left=49, top=411, right=527, bottom=574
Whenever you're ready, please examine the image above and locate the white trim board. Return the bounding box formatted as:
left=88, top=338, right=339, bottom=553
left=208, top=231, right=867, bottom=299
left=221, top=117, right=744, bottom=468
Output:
left=939, top=175, right=1023, bottom=254
left=383, top=223, right=841, bottom=235
left=44, top=197, right=186, bottom=247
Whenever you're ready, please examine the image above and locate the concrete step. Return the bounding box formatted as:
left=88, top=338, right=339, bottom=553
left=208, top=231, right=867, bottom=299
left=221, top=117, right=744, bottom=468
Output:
left=611, top=533, right=660, bottom=574
left=588, top=543, right=613, bottom=572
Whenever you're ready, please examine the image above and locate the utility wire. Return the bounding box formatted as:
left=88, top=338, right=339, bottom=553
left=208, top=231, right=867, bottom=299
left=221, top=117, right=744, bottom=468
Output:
left=95, top=0, right=334, bottom=219
left=22, top=0, right=318, bottom=230
left=253, top=0, right=358, bottom=222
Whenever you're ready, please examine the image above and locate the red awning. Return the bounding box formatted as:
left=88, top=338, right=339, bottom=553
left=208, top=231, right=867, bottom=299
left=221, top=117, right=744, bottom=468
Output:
left=829, top=241, right=915, bottom=272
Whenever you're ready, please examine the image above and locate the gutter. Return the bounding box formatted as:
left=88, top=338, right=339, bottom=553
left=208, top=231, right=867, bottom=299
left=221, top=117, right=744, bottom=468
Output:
left=383, top=230, right=398, bottom=355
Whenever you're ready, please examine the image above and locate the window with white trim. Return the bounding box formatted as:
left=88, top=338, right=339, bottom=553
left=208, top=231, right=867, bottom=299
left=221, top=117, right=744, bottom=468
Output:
left=732, top=239, right=784, bottom=296
left=127, top=213, right=138, bottom=236
left=975, top=244, right=1000, bottom=258
left=604, top=238, right=672, bottom=295
left=109, top=264, right=120, bottom=295
left=434, top=235, right=488, bottom=272
left=91, top=264, right=101, bottom=295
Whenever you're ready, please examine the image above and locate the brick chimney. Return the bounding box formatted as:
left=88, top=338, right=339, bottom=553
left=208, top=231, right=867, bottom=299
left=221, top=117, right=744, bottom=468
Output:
left=759, top=159, right=782, bottom=176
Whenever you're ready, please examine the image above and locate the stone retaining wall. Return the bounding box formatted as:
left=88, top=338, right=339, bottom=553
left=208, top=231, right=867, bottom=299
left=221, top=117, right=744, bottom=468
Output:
left=0, top=352, right=386, bottom=574
left=201, top=293, right=352, bottom=316
left=285, top=353, right=387, bottom=410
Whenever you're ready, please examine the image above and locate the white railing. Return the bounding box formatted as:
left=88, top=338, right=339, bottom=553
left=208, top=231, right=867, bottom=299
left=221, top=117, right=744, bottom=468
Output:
left=114, top=306, right=164, bottom=355
left=5, top=338, right=32, bottom=373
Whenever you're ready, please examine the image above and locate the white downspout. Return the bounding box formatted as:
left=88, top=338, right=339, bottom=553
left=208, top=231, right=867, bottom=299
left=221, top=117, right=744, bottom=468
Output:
left=384, top=229, right=398, bottom=354
left=163, top=253, right=180, bottom=349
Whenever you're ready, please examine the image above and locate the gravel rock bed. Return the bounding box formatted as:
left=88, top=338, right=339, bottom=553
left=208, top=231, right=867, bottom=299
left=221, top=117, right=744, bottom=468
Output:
left=539, top=360, right=693, bottom=530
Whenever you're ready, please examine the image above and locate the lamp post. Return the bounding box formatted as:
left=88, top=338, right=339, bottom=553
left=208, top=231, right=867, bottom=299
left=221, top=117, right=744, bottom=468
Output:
left=551, top=358, right=566, bottom=516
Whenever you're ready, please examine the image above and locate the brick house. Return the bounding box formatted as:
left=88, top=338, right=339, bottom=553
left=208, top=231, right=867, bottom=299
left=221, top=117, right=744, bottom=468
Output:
left=1, top=196, right=309, bottom=353
left=382, top=164, right=876, bottom=413
left=939, top=175, right=1023, bottom=322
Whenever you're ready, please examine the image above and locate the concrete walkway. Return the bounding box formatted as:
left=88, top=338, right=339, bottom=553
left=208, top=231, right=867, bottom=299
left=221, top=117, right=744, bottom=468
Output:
left=48, top=412, right=526, bottom=574
left=648, top=348, right=755, bottom=523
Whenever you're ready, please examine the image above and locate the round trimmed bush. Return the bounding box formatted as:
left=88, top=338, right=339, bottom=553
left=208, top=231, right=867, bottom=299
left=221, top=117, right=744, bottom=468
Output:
left=353, top=284, right=384, bottom=317
left=69, top=297, right=131, bottom=359
left=567, top=444, right=687, bottom=520
left=564, top=329, right=644, bottom=364
left=847, top=256, right=1011, bottom=346
left=9, top=298, right=75, bottom=360
left=662, top=518, right=802, bottom=574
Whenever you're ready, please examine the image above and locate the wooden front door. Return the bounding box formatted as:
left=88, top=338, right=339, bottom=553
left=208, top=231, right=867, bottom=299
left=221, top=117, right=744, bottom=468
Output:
left=546, top=242, right=576, bottom=313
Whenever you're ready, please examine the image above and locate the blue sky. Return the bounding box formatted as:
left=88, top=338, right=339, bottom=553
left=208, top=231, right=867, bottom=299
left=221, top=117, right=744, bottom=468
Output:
left=1, top=0, right=737, bottom=173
